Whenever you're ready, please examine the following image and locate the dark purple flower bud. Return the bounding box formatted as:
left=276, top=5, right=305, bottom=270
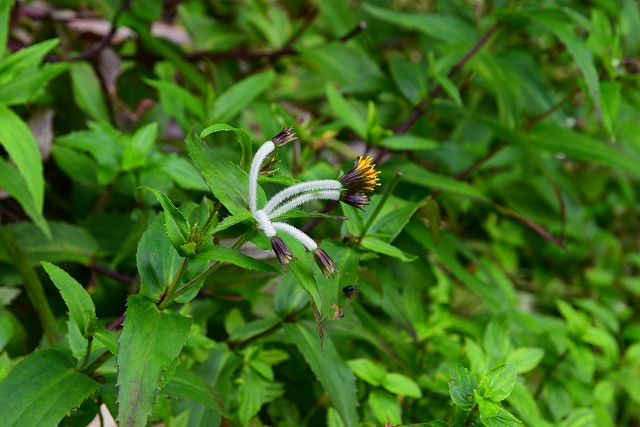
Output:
left=313, top=248, right=337, bottom=278
left=339, top=155, right=380, bottom=193
left=272, top=126, right=298, bottom=147
left=271, top=236, right=294, bottom=267
left=340, top=191, right=370, bottom=209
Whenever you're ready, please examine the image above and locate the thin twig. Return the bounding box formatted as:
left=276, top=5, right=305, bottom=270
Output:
left=394, top=22, right=502, bottom=135
left=46, top=0, right=132, bottom=63
left=283, top=8, right=318, bottom=50
left=88, top=263, right=135, bottom=285
left=339, top=21, right=368, bottom=42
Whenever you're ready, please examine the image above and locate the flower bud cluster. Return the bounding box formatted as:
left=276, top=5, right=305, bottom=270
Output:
left=248, top=129, right=379, bottom=277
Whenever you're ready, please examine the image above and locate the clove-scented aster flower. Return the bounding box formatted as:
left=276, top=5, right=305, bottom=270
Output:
left=339, top=155, right=380, bottom=193
left=271, top=236, right=294, bottom=267
left=340, top=191, right=370, bottom=210
left=313, top=248, right=337, bottom=278
left=272, top=126, right=298, bottom=147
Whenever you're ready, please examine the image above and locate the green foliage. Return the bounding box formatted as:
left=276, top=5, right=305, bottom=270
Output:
left=1, top=0, right=640, bottom=426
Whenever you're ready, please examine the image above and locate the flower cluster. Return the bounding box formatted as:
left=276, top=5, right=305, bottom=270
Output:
left=249, top=128, right=379, bottom=277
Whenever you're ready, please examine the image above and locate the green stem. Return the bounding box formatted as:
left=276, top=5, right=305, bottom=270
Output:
left=172, top=233, right=248, bottom=300
left=83, top=351, right=113, bottom=376
left=0, top=228, right=59, bottom=343
left=158, top=257, right=189, bottom=309
left=358, top=172, right=402, bottom=241
left=79, top=336, right=94, bottom=370
left=203, top=201, right=222, bottom=232
left=464, top=403, right=478, bottom=425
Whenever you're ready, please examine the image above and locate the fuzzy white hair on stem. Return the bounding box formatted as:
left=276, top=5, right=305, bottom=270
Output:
left=268, top=190, right=341, bottom=219
left=254, top=210, right=276, bottom=238
left=272, top=222, right=318, bottom=250
left=263, top=180, right=342, bottom=214
left=249, top=141, right=275, bottom=213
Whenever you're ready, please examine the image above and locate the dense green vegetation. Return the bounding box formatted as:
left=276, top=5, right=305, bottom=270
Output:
left=0, top=0, right=639, bottom=426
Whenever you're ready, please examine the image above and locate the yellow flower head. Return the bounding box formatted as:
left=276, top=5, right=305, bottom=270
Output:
left=339, top=156, right=380, bottom=193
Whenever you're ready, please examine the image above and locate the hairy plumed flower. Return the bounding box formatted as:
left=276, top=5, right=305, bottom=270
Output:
left=272, top=126, right=298, bottom=147
left=248, top=132, right=380, bottom=272
left=313, top=248, right=337, bottom=278
left=339, top=155, right=380, bottom=193
left=340, top=191, right=370, bottom=209
left=271, top=236, right=294, bottom=267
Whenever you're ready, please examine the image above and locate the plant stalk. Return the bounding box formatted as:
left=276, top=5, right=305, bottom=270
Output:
left=172, top=233, right=248, bottom=300
left=158, top=257, right=189, bottom=309
left=358, top=172, right=402, bottom=241
left=79, top=336, right=94, bottom=370
left=0, top=228, right=59, bottom=343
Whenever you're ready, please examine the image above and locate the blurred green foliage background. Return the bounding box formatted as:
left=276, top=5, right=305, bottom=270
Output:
left=0, top=0, right=639, bottom=426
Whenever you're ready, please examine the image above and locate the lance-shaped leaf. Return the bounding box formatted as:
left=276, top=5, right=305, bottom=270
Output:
left=116, top=294, right=192, bottom=427
left=41, top=262, right=96, bottom=338
left=191, top=245, right=278, bottom=272
left=186, top=128, right=263, bottom=214
left=209, top=70, right=275, bottom=124
left=285, top=323, right=359, bottom=427
left=200, top=124, right=253, bottom=170
left=143, top=187, right=190, bottom=254
left=0, top=102, right=44, bottom=216
left=137, top=215, right=183, bottom=301
left=0, top=349, right=99, bottom=427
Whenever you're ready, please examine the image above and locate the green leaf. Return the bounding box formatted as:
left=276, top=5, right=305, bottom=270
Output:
left=284, top=323, right=359, bottom=427
left=363, top=3, right=475, bottom=43
left=326, top=83, right=367, bottom=139
left=529, top=125, right=640, bottom=179
left=143, top=187, right=191, bottom=254
left=0, top=159, right=49, bottom=237
left=376, top=135, right=438, bottom=151
left=422, top=198, right=441, bottom=245
left=389, top=56, right=426, bottom=105
left=506, top=348, right=545, bottom=374
left=368, top=389, right=402, bottom=425
left=480, top=363, right=518, bottom=402
left=210, top=211, right=253, bottom=234
left=200, top=124, right=253, bottom=170
left=484, top=316, right=511, bottom=361
left=600, top=81, right=620, bottom=138
left=41, top=262, right=96, bottom=337
left=116, top=294, right=192, bottom=427
left=69, top=62, right=110, bottom=122
left=155, top=155, right=208, bottom=191
left=238, top=367, right=266, bottom=426
left=0, top=221, right=97, bottom=265
left=387, top=161, right=488, bottom=201
left=161, top=365, right=222, bottom=413
left=449, top=366, right=478, bottom=410
left=0, top=0, right=10, bottom=59
left=137, top=215, right=183, bottom=301
left=210, top=70, right=275, bottom=123
left=94, top=328, right=118, bottom=355
left=347, top=358, right=387, bottom=386
left=122, top=123, right=158, bottom=171
left=475, top=392, right=523, bottom=427
left=0, top=349, right=99, bottom=427
left=228, top=318, right=281, bottom=342
left=186, top=127, right=260, bottom=214
left=327, top=408, right=347, bottom=427
left=382, top=373, right=422, bottom=398
left=536, top=14, right=601, bottom=117
left=0, top=62, right=67, bottom=106
left=0, top=101, right=44, bottom=214
left=191, top=245, right=278, bottom=272
left=361, top=237, right=416, bottom=262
